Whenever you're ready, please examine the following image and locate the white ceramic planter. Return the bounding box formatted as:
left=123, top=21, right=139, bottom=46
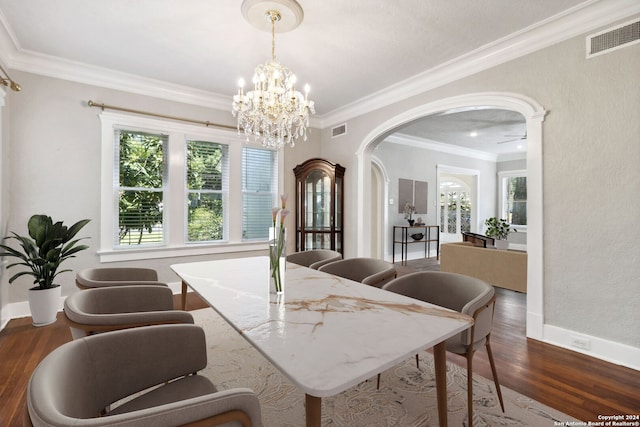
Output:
left=28, top=285, right=61, bottom=326
left=495, top=239, right=510, bottom=250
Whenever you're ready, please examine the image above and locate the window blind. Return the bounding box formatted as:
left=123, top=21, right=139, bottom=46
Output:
left=242, top=147, right=278, bottom=240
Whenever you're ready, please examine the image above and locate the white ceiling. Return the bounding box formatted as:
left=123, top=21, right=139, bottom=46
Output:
left=0, top=0, right=624, bottom=155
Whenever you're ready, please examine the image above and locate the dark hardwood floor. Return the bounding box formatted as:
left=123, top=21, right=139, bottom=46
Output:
left=1, top=261, right=638, bottom=426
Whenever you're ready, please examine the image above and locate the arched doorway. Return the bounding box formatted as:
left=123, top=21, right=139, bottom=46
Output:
left=355, top=92, right=546, bottom=340
left=369, top=157, right=388, bottom=259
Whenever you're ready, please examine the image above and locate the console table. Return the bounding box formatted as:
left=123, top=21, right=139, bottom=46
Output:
left=392, top=225, right=440, bottom=265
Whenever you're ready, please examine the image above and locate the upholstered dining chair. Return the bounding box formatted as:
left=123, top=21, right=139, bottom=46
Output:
left=286, top=249, right=342, bottom=270
left=75, top=267, right=166, bottom=289
left=318, top=257, right=397, bottom=288
left=63, top=285, right=193, bottom=339
left=381, top=271, right=504, bottom=426
left=24, top=324, right=263, bottom=427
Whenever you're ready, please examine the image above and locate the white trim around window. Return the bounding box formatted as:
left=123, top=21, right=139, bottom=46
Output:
left=498, top=169, right=527, bottom=231
left=98, top=111, right=280, bottom=262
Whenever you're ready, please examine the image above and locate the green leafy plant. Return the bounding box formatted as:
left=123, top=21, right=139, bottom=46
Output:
left=0, top=215, right=90, bottom=290
left=484, top=217, right=515, bottom=240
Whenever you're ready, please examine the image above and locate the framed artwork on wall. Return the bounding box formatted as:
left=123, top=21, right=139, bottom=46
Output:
left=398, top=178, right=428, bottom=214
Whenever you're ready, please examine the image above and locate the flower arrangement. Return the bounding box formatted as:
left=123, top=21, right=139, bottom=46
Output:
left=270, top=194, right=289, bottom=293
left=403, top=203, right=416, bottom=220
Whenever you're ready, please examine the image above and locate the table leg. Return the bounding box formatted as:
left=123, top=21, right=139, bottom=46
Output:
left=305, top=394, right=321, bottom=427
left=433, top=341, right=448, bottom=426
left=181, top=280, right=188, bottom=311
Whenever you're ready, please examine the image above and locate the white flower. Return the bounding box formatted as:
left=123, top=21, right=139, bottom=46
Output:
left=403, top=203, right=415, bottom=219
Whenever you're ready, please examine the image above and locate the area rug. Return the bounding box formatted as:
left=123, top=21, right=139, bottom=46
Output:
left=193, top=308, right=580, bottom=426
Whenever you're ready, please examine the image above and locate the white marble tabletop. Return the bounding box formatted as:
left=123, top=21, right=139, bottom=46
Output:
left=172, top=256, right=472, bottom=399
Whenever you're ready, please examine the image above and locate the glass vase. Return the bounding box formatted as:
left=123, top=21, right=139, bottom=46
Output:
left=269, top=227, right=286, bottom=294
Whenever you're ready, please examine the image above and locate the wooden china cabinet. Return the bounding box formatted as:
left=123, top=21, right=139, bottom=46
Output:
left=293, top=158, right=345, bottom=254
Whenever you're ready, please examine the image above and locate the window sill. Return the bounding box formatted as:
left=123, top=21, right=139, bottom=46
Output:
left=98, top=241, right=268, bottom=263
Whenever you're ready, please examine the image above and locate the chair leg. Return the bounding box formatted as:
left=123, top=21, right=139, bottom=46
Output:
left=466, top=351, right=474, bottom=427
left=415, top=353, right=420, bottom=369
left=376, top=373, right=381, bottom=389
left=485, top=339, right=505, bottom=412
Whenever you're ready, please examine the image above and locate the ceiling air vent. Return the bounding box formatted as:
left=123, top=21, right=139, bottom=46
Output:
left=332, top=124, right=347, bottom=138
left=586, top=19, right=640, bottom=58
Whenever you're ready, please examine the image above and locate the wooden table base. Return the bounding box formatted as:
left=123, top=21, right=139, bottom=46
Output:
left=181, top=280, right=188, bottom=310
left=304, top=344, right=447, bottom=427
left=305, top=394, right=321, bottom=427
left=433, top=341, right=448, bottom=426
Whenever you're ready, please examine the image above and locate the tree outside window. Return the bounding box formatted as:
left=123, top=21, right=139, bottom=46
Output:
left=499, top=171, right=527, bottom=227
left=118, top=131, right=165, bottom=245
left=186, top=141, right=226, bottom=242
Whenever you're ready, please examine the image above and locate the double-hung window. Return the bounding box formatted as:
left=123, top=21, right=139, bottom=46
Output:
left=99, top=112, right=279, bottom=262
left=498, top=170, right=527, bottom=229
left=242, top=147, right=278, bottom=240
left=186, top=140, right=228, bottom=242
left=116, top=130, right=166, bottom=246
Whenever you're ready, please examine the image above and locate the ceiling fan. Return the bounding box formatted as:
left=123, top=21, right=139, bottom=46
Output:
left=497, top=132, right=527, bottom=144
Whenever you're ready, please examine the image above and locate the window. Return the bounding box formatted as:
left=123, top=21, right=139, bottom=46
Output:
left=99, top=112, right=280, bottom=262
left=242, top=147, right=278, bottom=240
left=186, top=141, right=228, bottom=242
left=116, top=130, right=166, bottom=246
left=499, top=170, right=527, bottom=228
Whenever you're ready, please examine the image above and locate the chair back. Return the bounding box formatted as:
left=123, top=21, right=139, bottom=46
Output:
left=319, top=257, right=397, bottom=288
left=65, top=285, right=174, bottom=316
left=27, top=325, right=207, bottom=424
left=63, top=285, right=194, bottom=339
left=76, top=267, right=165, bottom=289
left=286, top=249, right=342, bottom=269
left=382, top=271, right=495, bottom=346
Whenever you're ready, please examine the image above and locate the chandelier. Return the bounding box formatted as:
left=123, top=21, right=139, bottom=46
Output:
left=232, top=0, right=314, bottom=149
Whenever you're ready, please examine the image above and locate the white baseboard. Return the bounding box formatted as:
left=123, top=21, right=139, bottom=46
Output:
left=385, top=250, right=440, bottom=263
left=526, top=311, right=544, bottom=340
left=543, top=324, right=640, bottom=371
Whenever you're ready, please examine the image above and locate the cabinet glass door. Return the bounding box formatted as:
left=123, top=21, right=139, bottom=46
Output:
left=294, top=158, right=345, bottom=254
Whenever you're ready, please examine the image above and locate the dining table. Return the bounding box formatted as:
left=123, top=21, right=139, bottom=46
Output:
left=172, top=256, right=473, bottom=427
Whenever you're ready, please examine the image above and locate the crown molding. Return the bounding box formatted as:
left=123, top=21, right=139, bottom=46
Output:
left=10, top=49, right=233, bottom=111
left=0, top=0, right=638, bottom=128
left=317, top=0, right=640, bottom=128
left=385, top=133, right=498, bottom=162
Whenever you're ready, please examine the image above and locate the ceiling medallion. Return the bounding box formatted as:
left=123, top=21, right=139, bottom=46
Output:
left=232, top=0, right=315, bottom=149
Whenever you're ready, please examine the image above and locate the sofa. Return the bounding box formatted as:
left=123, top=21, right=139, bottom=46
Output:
left=440, top=242, right=527, bottom=293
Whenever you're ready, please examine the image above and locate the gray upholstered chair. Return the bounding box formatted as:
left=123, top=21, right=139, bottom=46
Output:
left=318, top=257, right=397, bottom=288
left=63, top=285, right=193, bottom=339
left=75, top=267, right=166, bottom=289
left=381, top=271, right=504, bottom=426
left=24, top=324, right=263, bottom=427
left=286, top=249, right=342, bottom=270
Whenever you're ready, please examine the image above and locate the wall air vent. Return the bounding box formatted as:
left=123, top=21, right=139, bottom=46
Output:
left=586, top=19, right=640, bottom=58
left=331, top=124, right=347, bottom=138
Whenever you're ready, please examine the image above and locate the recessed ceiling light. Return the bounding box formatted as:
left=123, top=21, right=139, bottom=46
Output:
left=469, top=131, right=478, bottom=137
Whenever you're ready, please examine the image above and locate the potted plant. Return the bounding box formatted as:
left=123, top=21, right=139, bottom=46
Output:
left=403, top=203, right=416, bottom=226
left=484, top=217, right=514, bottom=250
left=0, top=214, right=90, bottom=326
